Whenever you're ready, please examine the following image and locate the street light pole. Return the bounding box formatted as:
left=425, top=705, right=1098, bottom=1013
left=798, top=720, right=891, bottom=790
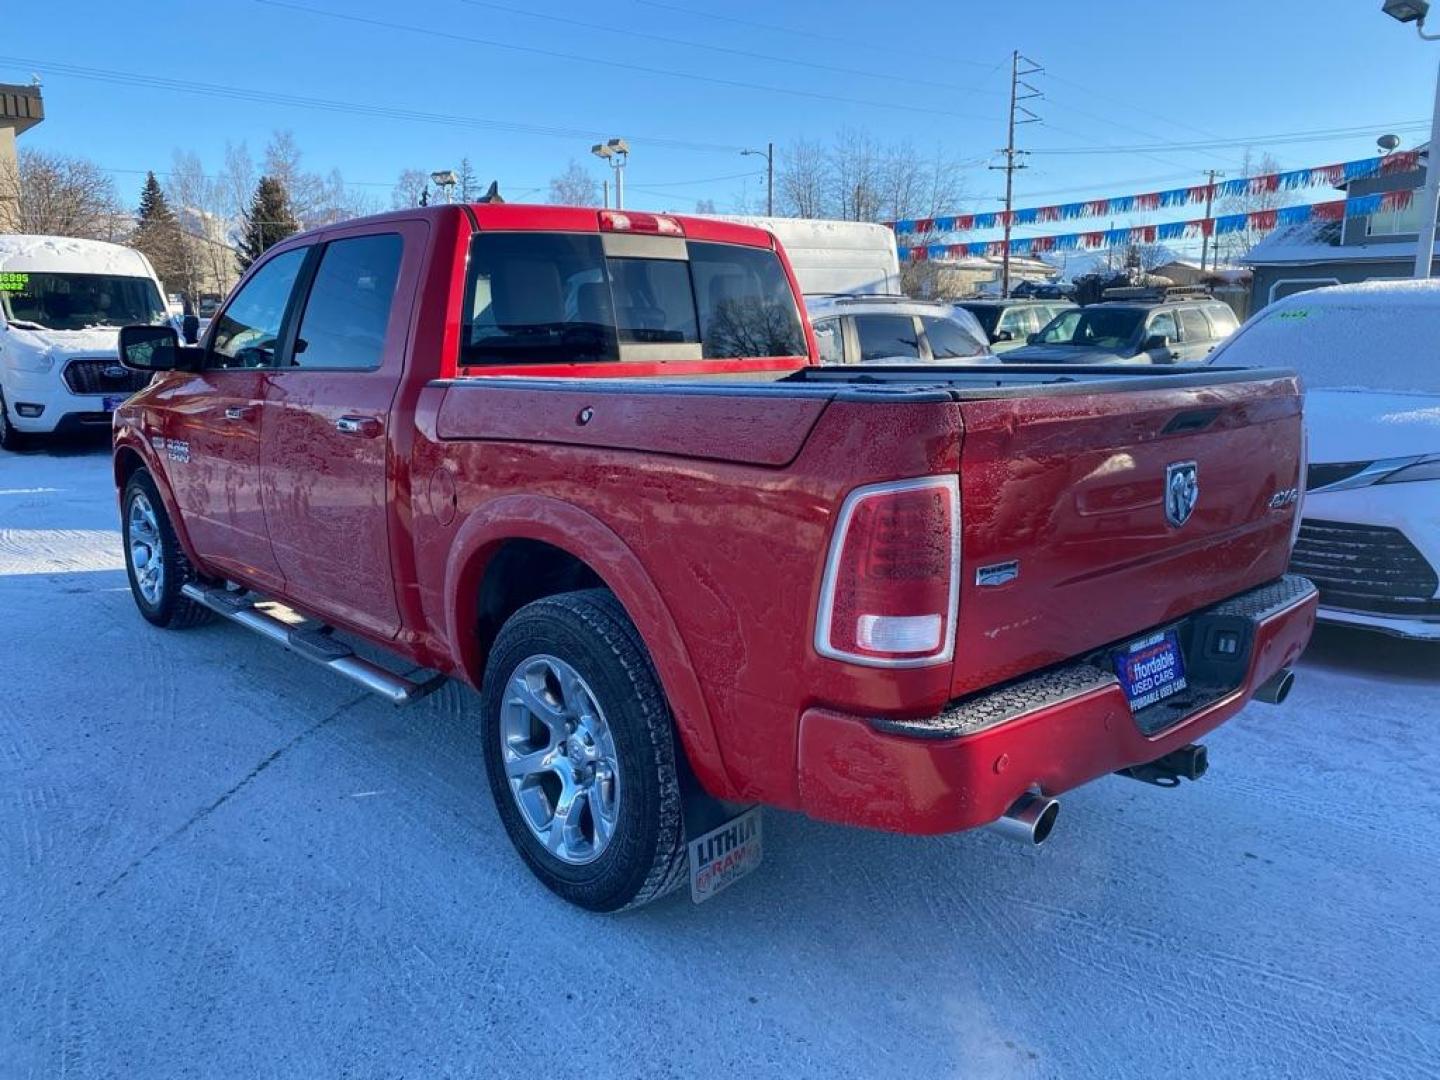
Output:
left=1381, top=0, right=1440, bottom=277
left=741, top=144, right=774, bottom=215
left=591, top=138, right=629, bottom=210
left=1415, top=54, right=1440, bottom=277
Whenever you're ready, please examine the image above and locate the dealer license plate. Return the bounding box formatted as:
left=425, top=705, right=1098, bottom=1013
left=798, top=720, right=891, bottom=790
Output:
left=1113, top=628, right=1188, bottom=710
left=102, top=395, right=128, bottom=411
left=687, top=806, right=763, bottom=904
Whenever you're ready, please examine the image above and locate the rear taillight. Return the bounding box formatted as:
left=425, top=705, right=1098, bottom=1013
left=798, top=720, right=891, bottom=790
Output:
left=816, top=476, right=960, bottom=668
left=598, top=210, right=684, bottom=236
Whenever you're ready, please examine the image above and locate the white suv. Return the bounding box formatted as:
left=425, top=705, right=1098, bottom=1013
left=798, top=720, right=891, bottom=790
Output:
left=1, top=235, right=170, bottom=450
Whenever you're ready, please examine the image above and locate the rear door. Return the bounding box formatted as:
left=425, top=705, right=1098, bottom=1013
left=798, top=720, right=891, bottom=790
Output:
left=161, top=246, right=308, bottom=590
left=258, top=221, right=423, bottom=638
left=1176, top=306, right=1216, bottom=361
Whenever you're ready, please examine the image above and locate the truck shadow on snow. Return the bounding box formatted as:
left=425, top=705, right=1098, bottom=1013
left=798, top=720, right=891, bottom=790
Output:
left=1298, top=623, right=1439, bottom=684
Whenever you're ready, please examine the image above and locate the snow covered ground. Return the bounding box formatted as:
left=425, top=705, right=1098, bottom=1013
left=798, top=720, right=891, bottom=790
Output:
left=2, top=441, right=1437, bottom=1079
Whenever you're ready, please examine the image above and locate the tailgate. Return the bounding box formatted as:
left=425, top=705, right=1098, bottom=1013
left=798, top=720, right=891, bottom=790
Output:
left=951, top=374, right=1303, bottom=697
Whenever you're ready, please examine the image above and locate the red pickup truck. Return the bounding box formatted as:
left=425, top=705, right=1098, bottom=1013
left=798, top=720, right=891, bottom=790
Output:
left=112, top=204, right=1316, bottom=911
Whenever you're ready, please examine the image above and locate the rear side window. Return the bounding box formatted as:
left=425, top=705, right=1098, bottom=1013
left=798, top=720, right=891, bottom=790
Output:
left=463, top=233, right=619, bottom=366
left=855, top=314, right=920, bottom=362
left=1147, top=310, right=1179, bottom=341
left=290, top=234, right=403, bottom=370
left=460, top=232, right=805, bottom=366
left=1205, top=303, right=1239, bottom=336
left=813, top=318, right=845, bottom=363
left=1178, top=307, right=1211, bottom=343
left=921, top=315, right=986, bottom=359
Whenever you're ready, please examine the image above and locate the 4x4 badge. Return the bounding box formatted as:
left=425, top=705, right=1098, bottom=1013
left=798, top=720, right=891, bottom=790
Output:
left=1165, top=461, right=1199, bottom=527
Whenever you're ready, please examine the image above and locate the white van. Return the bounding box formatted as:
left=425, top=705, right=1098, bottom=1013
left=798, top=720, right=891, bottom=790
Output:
left=712, top=216, right=901, bottom=296
left=1, top=235, right=170, bottom=449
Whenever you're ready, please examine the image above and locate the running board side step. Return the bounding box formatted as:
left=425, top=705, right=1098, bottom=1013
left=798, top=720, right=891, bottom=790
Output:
left=181, top=583, right=446, bottom=706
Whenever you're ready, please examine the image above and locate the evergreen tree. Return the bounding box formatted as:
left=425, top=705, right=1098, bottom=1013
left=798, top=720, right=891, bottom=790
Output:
left=457, top=157, right=479, bottom=202
left=237, top=175, right=298, bottom=270
left=130, top=171, right=187, bottom=295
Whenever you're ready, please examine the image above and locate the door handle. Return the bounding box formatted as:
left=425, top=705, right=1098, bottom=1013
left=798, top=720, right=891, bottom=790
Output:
left=223, top=406, right=255, bottom=421
left=335, top=415, right=382, bottom=437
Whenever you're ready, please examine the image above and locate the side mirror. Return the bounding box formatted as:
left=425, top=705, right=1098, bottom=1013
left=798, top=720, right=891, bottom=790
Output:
left=994, top=329, right=1014, bottom=343
left=181, top=314, right=200, bottom=345
left=1026, top=332, right=1040, bottom=345
left=119, top=324, right=194, bottom=371
left=1141, top=333, right=1170, bottom=351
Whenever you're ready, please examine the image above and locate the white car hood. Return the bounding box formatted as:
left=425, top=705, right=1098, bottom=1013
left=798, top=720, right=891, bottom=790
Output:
left=1306, top=388, right=1440, bottom=464
left=1, top=325, right=122, bottom=368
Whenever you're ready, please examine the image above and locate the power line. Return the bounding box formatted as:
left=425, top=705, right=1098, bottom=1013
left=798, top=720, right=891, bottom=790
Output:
left=460, top=0, right=1006, bottom=97
left=1031, top=120, right=1431, bottom=155
left=0, top=54, right=749, bottom=155
left=256, top=0, right=1002, bottom=123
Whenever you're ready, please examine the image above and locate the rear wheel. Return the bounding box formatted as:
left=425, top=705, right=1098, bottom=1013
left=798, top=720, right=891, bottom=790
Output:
left=122, top=470, right=214, bottom=629
left=481, top=589, right=687, bottom=912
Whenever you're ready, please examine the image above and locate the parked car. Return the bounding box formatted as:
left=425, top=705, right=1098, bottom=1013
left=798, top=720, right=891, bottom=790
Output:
left=0, top=235, right=169, bottom=450
left=1207, top=279, right=1440, bottom=640
left=112, top=204, right=1314, bottom=912
left=956, top=299, right=1077, bottom=353
left=806, top=294, right=993, bottom=364
left=1005, top=287, right=1239, bottom=365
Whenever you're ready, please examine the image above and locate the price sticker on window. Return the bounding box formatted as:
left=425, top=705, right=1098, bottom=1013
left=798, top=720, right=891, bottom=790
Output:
left=0, top=271, right=30, bottom=293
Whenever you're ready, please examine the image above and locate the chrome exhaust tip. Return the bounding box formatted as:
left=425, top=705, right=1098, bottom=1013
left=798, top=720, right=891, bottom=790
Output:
left=1254, top=667, right=1295, bottom=706
left=986, top=791, right=1060, bottom=846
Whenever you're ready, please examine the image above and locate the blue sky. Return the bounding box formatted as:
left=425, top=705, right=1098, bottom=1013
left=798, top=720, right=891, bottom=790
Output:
left=4, top=0, right=1438, bottom=247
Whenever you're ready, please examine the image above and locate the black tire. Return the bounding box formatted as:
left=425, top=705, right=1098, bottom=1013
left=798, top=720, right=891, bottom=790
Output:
left=0, top=389, right=27, bottom=452
left=481, top=589, right=688, bottom=913
left=121, top=469, right=214, bottom=629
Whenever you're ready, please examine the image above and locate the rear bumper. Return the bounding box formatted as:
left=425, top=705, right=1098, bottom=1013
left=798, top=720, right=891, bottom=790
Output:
left=1315, top=605, right=1440, bottom=641
left=796, top=575, right=1318, bottom=835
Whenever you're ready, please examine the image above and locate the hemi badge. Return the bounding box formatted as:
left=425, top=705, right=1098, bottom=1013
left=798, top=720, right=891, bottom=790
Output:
left=976, top=560, right=1020, bottom=587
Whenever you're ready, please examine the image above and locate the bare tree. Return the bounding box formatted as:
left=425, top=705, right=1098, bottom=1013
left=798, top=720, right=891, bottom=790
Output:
left=694, top=198, right=717, bottom=214
left=829, top=128, right=887, bottom=222
left=548, top=160, right=600, bottom=206
left=262, top=130, right=368, bottom=228
left=775, top=137, right=828, bottom=218
left=0, top=148, right=124, bottom=239
left=391, top=168, right=429, bottom=209
left=165, top=150, right=238, bottom=300
left=219, top=141, right=255, bottom=228
left=1216, top=150, right=1287, bottom=264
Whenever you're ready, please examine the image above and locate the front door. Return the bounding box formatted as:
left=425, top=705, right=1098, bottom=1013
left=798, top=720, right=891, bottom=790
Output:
left=161, top=246, right=308, bottom=590
left=259, top=224, right=420, bottom=639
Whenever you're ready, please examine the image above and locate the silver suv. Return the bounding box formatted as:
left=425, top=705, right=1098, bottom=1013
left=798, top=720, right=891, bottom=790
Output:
left=805, top=294, right=994, bottom=365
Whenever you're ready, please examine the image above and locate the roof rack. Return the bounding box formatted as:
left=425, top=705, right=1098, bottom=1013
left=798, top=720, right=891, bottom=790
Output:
left=1100, top=284, right=1212, bottom=301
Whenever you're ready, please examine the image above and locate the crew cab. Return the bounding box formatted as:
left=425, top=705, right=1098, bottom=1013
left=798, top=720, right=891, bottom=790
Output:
left=111, top=204, right=1316, bottom=911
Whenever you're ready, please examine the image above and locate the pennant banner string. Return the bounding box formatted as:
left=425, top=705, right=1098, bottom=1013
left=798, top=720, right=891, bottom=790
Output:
left=886, top=150, right=1420, bottom=239
left=900, top=191, right=1413, bottom=262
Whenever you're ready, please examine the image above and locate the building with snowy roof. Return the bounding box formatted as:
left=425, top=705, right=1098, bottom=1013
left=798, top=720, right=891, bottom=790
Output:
left=1246, top=146, right=1434, bottom=309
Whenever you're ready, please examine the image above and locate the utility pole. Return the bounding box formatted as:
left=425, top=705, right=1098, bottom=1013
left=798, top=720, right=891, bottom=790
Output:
left=1198, top=169, right=1222, bottom=271
left=991, top=50, right=1042, bottom=298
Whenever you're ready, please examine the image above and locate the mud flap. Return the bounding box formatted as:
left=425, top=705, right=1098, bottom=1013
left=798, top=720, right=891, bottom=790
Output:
left=678, top=755, right=762, bottom=904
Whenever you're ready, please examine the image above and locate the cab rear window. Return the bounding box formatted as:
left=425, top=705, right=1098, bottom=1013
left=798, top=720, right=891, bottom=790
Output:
left=460, top=232, right=805, bottom=366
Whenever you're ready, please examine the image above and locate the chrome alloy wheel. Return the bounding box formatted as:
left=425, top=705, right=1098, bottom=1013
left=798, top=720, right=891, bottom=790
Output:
left=501, top=654, right=622, bottom=865
left=127, top=490, right=165, bottom=605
